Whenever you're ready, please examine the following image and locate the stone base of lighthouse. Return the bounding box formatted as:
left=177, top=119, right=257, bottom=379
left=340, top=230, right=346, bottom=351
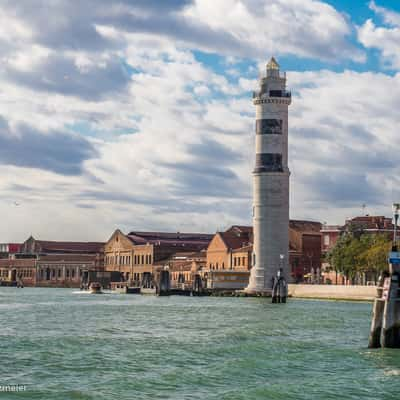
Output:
left=245, top=171, right=290, bottom=295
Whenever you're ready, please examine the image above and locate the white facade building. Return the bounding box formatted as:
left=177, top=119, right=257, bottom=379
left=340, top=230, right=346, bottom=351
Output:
left=246, top=58, right=291, bottom=294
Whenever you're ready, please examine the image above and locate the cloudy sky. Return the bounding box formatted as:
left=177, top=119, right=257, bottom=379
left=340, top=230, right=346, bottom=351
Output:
left=1, top=0, right=399, bottom=242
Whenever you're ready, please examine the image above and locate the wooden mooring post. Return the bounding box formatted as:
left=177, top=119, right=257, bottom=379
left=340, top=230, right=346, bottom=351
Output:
left=368, top=252, right=400, bottom=348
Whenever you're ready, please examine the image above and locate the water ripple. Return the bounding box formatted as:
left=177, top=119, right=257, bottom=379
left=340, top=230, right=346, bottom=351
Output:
left=1, top=288, right=399, bottom=399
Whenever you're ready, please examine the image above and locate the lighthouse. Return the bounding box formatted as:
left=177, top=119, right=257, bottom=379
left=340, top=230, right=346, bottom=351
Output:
left=246, top=57, right=291, bottom=295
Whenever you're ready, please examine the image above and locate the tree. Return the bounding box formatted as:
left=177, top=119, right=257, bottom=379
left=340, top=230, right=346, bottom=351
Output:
left=326, top=234, right=352, bottom=284
left=357, top=234, right=391, bottom=284
left=327, top=232, right=391, bottom=285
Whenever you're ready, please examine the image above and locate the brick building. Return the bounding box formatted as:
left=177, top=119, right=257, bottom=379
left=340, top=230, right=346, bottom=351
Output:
left=104, top=229, right=213, bottom=287
left=0, top=258, right=36, bottom=286
left=205, top=221, right=322, bottom=288
left=289, top=220, right=322, bottom=282
left=167, top=251, right=206, bottom=289
left=0, top=236, right=104, bottom=287
left=321, top=216, right=394, bottom=253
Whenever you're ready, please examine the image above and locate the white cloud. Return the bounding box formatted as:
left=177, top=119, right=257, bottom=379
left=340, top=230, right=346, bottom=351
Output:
left=358, top=2, right=400, bottom=69
left=0, top=0, right=397, bottom=242
left=288, top=69, right=400, bottom=222
left=181, top=0, right=364, bottom=62
left=368, top=0, right=400, bottom=26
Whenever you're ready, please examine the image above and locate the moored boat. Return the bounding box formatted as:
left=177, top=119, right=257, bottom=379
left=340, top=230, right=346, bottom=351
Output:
left=89, top=282, right=102, bottom=294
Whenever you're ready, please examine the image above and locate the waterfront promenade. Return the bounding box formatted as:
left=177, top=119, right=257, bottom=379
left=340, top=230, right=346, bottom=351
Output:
left=1, top=287, right=399, bottom=399
left=288, top=284, right=377, bottom=301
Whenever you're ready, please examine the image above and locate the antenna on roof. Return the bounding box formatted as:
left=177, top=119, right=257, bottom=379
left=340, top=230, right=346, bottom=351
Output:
left=362, top=203, right=367, bottom=216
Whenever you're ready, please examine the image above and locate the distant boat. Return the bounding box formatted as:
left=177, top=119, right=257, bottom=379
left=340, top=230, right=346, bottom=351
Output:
left=141, top=287, right=157, bottom=295
left=89, top=282, right=102, bottom=294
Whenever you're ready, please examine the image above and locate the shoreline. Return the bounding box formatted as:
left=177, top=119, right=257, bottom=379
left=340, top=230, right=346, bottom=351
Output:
left=288, top=284, right=377, bottom=302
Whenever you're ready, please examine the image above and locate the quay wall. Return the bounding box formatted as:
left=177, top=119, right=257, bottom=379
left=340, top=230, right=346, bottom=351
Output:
left=288, top=284, right=377, bottom=301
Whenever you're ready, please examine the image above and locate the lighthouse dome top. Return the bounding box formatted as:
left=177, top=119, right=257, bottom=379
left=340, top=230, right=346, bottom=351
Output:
left=266, top=57, right=280, bottom=70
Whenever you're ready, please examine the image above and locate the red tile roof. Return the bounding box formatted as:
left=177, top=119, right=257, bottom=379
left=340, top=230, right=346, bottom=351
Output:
left=126, top=231, right=213, bottom=248
left=217, top=220, right=321, bottom=251
left=289, top=220, right=322, bottom=233
left=35, top=241, right=104, bottom=254
left=219, top=231, right=252, bottom=250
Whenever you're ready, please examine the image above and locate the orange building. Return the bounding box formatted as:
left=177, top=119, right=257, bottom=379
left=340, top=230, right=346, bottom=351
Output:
left=205, top=221, right=322, bottom=288
left=104, top=229, right=213, bottom=287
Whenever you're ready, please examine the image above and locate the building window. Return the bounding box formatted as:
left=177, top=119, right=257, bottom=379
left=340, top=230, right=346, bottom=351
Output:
left=148, top=255, right=152, bottom=265
left=72, top=269, right=75, bottom=278
left=324, top=235, right=330, bottom=246
left=58, top=269, right=61, bottom=278
left=141, top=255, right=144, bottom=265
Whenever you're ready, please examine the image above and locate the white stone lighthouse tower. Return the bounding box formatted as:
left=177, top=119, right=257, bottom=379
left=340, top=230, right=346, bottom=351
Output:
left=246, top=57, right=291, bottom=294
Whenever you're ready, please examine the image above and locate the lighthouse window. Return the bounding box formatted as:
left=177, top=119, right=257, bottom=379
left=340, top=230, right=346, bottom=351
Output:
left=255, top=153, right=283, bottom=172
left=256, top=119, right=282, bottom=135
left=269, top=90, right=282, bottom=97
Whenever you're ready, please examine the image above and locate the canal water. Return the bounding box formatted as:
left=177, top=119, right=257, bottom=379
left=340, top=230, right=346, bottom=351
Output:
left=1, top=288, right=399, bottom=399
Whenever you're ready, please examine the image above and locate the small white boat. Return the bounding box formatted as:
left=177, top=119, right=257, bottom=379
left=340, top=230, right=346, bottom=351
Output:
left=89, top=282, right=102, bottom=294
left=140, top=287, right=157, bottom=295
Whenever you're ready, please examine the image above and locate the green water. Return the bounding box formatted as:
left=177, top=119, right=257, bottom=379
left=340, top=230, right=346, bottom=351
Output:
left=0, top=288, right=399, bottom=399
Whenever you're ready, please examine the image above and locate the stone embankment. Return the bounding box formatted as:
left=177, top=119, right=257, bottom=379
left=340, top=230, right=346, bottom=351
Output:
left=288, top=284, right=376, bottom=301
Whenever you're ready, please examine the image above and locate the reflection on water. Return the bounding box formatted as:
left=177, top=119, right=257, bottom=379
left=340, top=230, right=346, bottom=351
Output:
left=1, top=287, right=399, bottom=400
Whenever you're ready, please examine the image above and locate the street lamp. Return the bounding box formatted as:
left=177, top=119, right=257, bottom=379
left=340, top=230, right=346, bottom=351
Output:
left=306, top=252, right=313, bottom=283
left=279, top=254, right=284, bottom=276
left=392, top=203, right=400, bottom=251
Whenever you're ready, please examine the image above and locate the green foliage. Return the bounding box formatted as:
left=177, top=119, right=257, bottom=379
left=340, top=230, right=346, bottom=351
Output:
left=326, top=233, right=391, bottom=281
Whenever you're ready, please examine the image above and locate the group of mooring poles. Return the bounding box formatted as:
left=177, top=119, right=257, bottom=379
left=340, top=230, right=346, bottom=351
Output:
left=271, top=268, right=288, bottom=303
left=369, top=203, right=400, bottom=348
left=368, top=269, right=400, bottom=348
